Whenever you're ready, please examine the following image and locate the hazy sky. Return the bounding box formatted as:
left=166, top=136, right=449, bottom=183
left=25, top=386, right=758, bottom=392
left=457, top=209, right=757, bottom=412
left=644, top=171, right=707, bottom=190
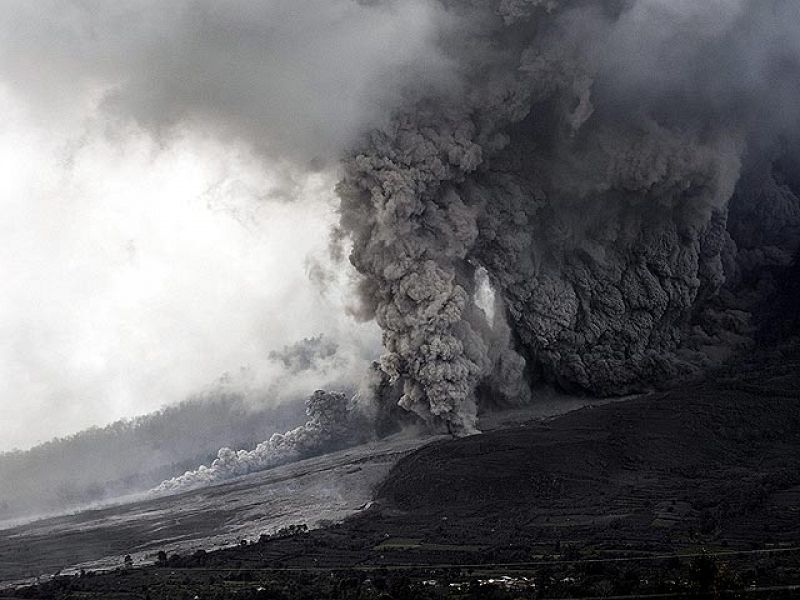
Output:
left=0, top=84, right=385, bottom=451
left=0, top=0, right=452, bottom=451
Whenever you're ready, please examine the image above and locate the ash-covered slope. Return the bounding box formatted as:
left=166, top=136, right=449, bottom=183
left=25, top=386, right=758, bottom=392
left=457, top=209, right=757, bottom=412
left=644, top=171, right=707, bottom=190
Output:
left=365, top=347, right=800, bottom=555
left=161, top=344, right=800, bottom=571
left=4, top=345, right=800, bottom=597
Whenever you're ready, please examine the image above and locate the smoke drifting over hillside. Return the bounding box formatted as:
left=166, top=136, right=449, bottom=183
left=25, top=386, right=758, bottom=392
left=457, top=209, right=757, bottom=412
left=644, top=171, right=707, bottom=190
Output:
left=3, top=0, right=800, bottom=476
left=156, top=390, right=366, bottom=493
left=0, top=332, right=374, bottom=518
left=0, top=393, right=306, bottom=521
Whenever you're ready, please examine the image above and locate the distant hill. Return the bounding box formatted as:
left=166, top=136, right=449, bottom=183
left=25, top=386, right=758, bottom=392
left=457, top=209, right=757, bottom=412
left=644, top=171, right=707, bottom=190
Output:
left=0, top=393, right=306, bottom=522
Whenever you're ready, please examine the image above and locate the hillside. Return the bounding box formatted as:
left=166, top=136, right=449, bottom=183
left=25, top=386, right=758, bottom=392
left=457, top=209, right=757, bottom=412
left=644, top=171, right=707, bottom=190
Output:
left=5, top=343, right=800, bottom=598
left=0, top=394, right=305, bottom=523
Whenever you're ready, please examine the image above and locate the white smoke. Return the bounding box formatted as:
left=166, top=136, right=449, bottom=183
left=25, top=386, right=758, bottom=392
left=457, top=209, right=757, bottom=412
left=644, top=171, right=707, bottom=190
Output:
left=155, top=390, right=364, bottom=493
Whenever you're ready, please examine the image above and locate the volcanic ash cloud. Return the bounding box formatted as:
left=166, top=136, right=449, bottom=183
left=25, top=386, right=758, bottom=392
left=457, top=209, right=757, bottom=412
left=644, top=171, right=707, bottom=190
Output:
left=335, top=0, right=800, bottom=433
left=8, top=0, right=800, bottom=448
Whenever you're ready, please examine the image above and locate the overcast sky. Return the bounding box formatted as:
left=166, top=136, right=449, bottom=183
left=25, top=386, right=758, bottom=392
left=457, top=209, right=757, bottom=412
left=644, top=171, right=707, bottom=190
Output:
left=0, top=0, right=452, bottom=451
left=0, top=86, right=384, bottom=451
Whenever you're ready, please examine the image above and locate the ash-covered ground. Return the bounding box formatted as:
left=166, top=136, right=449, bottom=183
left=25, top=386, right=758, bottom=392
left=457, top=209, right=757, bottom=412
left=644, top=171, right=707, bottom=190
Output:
left=2, top=343, right=799, bottom=599
left=0, top=392, right=616, bottom=588
left=0, top=433, right=424, bottom=588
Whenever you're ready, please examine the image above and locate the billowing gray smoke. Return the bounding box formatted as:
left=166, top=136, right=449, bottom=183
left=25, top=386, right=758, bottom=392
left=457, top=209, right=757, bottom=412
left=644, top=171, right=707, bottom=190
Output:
left=5, top=0, right=800, bottom=480
left=156, top=390, right=364, bottom=493
left=336, top=0, right=800, bottom=433
left=269, top=335, right=339, bottom=374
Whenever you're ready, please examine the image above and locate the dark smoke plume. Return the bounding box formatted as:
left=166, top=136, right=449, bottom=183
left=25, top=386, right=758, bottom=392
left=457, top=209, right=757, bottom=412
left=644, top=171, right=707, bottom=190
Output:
left=337, top=0, right=800, bottom=433
left=6, top=0, right=800, bottom=487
